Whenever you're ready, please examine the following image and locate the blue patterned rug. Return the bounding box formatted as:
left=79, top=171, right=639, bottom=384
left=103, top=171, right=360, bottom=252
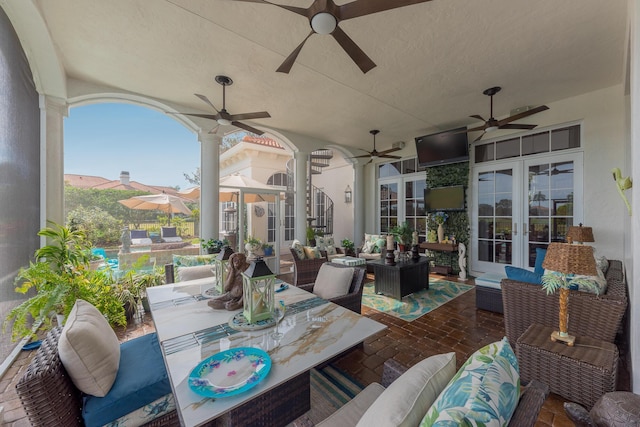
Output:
left=361, top=279, right=473, bottom=321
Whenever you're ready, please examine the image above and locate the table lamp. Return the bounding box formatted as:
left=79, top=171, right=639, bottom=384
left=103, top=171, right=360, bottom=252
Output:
left=566, top=223, right=594, bottom=245
left=242, top=257, right=276, bottom=323
left=541, top=242, right=598, bottom=346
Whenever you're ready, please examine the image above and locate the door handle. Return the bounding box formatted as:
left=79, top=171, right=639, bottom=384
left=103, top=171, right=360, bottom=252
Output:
left=523, top=223, right=528, bottom=236
left=513, top=223, right=517, bottom=236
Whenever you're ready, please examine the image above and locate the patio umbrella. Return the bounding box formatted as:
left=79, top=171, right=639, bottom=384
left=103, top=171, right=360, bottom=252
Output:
left=219, top=174, right=278, bottom=203
left=178, top=186, right=200, bottom=200
left=118, top=194, right=192, bottom=225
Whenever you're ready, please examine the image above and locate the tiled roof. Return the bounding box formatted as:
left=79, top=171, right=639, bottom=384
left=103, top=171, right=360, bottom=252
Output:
left=242, top=135, right=284, bottom=150
left=64, top=174, right=180, bottom=195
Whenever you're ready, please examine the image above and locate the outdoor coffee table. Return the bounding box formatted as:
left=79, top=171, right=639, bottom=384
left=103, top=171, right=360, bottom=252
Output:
left=147, top=277, right=386, bottom=427
left=369, top=256, right=430, bottom=300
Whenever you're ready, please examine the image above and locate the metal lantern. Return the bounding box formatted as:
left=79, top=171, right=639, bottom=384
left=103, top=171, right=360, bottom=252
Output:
left=214, top=246, right=234, bottom=293
left=242, top=257, right=276, bottom=323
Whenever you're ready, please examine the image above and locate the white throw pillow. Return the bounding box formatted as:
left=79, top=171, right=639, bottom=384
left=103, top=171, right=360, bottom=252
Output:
left=356, top=352, right=456, bottom=427
left=313, top=264, right=354, bottom=299
left=58, top=299, right=121, bottom=397
left=177, top=265, right=214, bottom=282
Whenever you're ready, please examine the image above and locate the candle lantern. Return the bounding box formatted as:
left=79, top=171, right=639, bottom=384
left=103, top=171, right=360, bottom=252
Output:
left=213, top=246, right=234, bottom=293
left=242, top=257, right=276, bottom=323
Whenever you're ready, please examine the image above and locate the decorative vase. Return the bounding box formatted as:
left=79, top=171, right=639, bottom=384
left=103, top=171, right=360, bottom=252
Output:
left=437, top=223, right=444, bottom=243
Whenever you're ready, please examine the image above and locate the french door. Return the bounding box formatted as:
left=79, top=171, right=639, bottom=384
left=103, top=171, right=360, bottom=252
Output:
left=471, top=152, right=583, bottom=275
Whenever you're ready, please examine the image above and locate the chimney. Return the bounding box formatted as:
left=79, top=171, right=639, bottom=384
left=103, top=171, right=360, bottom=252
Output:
left=120, top=171, right=130, bottom=185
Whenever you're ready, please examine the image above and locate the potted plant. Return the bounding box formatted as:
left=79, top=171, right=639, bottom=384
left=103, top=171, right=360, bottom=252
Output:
left=114, top=255, right=165, bottom=319
left=244, top=236, right=263, bottom=257
left=201, top=238, right=227, bottom=254
left=306, top=226, right=316, bottom=246
left=262, top=243, right=274, bottom=257
left=341, top=238, right=355, bottom=256
left=432, top=211, right=448, bottom=243
left=3, top=221, right=126, bottom=341
left=390, top=221, right=414, bottom=252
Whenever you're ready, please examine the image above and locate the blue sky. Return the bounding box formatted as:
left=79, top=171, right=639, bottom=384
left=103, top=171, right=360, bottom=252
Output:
left=64, top=103, right=200, bottom=190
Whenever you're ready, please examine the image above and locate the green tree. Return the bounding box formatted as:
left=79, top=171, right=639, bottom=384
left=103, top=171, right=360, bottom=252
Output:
left=183, top=168, right=201, bottom=186
left=67, top=206, right=122, bottom=246
left=64, top=185, right=155, bottom=225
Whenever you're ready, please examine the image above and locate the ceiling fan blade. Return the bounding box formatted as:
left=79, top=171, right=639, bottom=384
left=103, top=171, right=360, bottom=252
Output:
left=365, top=158, right=373, bottom=165
left=331, top=26, right=376, bottom=73
left=231, top=0, right=308, bottom=16
left=380, top=154, right=402, bottom=159
left=227, top=111, right=271, bottom=121
left=232, top=121, right=264, bottom=135
left=171, top=112, right=220, bottom=121
left=351, top=153, right=375, bottom=159
left=376, top=147, right=401, bottom=156
left=499, top=124, right=537, bottom=130
left=194, top=94, right=219, bottom=113
left=207, top=124, right=221, bottom=135
left=339, top=0, right=432, bottom=21
left=470, top=114, right=486, bottom=122
left=277, top=31, right=314, bottom=73
left=497, top=105, right=549, bottom=126
left=473, top=132, right=486, bottom=142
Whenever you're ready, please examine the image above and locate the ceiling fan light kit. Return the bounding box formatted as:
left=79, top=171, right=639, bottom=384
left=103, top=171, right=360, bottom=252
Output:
left=233, top=0, right=433, bottom=73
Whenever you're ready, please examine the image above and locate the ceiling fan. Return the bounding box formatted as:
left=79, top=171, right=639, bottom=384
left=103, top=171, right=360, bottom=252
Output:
left=351, top=130, right=401, bottom=164
left=463, top=86, right=549, bottom=142
left=173, top=75, right=270, bottom=135
left=232, top=0, right=433, bottom=74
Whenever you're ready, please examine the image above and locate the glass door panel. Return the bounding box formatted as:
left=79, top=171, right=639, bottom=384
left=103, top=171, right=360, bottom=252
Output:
left=379, top=182, right=398, bottom=233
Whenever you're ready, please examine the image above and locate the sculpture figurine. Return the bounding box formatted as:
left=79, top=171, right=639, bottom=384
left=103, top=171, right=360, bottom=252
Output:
left=120, top=226, right=131, bottom=254
left=458, top=242, right=468, bottom=281
left=208, top=252, right=250, bottom=311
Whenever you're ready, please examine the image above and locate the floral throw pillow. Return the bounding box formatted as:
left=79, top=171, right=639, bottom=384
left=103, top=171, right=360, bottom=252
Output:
left=291, top=239, right=306, bottom=260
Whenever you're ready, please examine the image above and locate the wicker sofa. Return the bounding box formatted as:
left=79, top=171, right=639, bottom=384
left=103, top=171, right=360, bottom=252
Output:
left=501, top=259, right=628, bottom=346
left=15, top=327, right=179, bottom=427
left=290, top=247, right=329, bottom=286
left=295, top=357, right=549, bottom=427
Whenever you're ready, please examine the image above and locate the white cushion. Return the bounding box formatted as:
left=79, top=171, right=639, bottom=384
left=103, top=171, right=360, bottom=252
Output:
left=313, top=264, right=354, bottom=299
left=58, top=299, right=121, bottom=397
left=357, top=352, right=456, bottom=427
left=131, top=237, right=153, bottom=246
left=318, top=383, right=386, bottom=427
left=162, top=236, right=182, bottom=243
left=177, top=265, right=214, bottom=282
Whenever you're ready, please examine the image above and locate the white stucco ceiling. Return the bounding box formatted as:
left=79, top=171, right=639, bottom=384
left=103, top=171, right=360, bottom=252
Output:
left=28, top=0, right=628, bottom=152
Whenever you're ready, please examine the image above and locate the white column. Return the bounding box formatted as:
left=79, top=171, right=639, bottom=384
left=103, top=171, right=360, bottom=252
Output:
left=40, top=95, right=67, bottom=235
left=294, top=151, right=308, bottom=243
left=200, top=132, right=220, bottom=252
left=353, top=163, right=365, bottom=244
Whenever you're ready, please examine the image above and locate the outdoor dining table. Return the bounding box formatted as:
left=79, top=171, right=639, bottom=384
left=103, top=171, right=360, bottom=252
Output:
left=146, top=276, right=386, bottom=427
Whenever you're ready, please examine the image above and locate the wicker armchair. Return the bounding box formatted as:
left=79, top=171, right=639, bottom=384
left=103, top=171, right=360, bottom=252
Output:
left=15, top=327, right=179, bottom=427
left=502, top=259, right=628, bottom=345
left=293, top=359, right=549, bottom=427
left=290, top=248, right=329, bottom=286
left=297, top=263, right=366, bottom=314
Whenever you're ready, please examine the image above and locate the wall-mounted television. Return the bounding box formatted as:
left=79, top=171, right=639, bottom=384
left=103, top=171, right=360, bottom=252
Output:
left=425, top=185, right=466, bottom=212
left=415, top=127, right=469, bottom=167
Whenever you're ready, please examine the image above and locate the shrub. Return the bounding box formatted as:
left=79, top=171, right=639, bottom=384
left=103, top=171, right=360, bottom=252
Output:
left=67, top=206, right=122, bottom=246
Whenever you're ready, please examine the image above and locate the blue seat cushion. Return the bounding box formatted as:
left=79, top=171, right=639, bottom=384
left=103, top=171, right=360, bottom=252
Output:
left=505, top=265, right=543, bottom=285
left=82, top=333, right=171, bottom=427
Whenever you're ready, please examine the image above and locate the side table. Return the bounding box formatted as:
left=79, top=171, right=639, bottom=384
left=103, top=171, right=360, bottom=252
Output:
left=516, top=324, right=618, bottom=409
left=369, top=257, right=429, bottom=300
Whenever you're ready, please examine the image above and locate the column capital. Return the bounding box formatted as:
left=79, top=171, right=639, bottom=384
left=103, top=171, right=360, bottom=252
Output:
left=198, top=131, right=221, bottom=144
left=40, top=95, right=68, bottom=117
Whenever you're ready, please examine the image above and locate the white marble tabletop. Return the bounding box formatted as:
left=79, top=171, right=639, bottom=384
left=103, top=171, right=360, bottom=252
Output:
left=147, top=279, right=386, bottom=427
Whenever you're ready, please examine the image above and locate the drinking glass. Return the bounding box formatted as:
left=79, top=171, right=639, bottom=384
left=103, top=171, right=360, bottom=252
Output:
left=271, top=300, right=286, bottom=340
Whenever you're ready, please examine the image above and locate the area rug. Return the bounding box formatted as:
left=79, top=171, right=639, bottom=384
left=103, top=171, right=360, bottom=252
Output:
left=361, top=279, right=474, bottom=321
left=288, top=365, right=364, bottom=426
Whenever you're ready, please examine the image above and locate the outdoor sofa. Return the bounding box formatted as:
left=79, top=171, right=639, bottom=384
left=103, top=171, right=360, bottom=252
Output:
left=501, top=259, right=628, bottom=345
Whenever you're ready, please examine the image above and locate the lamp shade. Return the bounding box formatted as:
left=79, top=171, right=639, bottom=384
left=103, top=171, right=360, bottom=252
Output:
left=566, top=223, right=594, bottom=244
left=542, top=242, right=597, bottom=276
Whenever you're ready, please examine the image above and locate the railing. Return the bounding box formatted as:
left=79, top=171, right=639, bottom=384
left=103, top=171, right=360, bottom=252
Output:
left=128, top=221, right=196, bottom=237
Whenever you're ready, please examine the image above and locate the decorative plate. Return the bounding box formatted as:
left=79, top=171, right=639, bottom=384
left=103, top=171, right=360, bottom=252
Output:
left=188, top=347, right=271, bottom=398
left=228, top=312, right=276, bottom=331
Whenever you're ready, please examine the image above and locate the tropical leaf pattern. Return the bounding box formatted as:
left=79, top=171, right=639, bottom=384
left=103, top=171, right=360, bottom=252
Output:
left=420, top=338, right=520, bottom=427
left=104, top=393, right=175, bottom=427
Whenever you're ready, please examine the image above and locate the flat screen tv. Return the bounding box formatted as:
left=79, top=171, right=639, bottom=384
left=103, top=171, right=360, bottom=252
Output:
left=415, top=127, right=469, bottom=167
left=425, top=185, right=466, bottom=212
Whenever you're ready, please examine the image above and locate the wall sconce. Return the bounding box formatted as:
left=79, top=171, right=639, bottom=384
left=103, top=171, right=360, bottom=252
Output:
left=345, top=185, right=352, bottom=203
